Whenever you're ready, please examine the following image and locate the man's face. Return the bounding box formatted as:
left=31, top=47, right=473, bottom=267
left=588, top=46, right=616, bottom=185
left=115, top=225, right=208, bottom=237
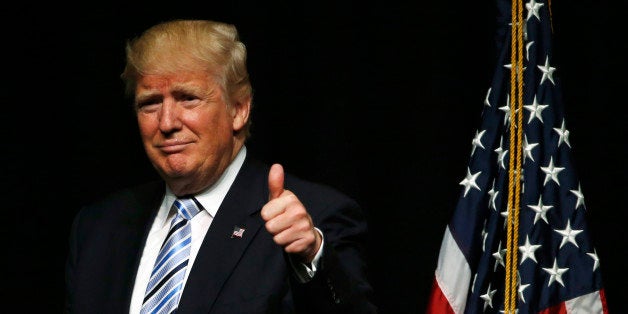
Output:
left=134, top=70, right=247, bottom=194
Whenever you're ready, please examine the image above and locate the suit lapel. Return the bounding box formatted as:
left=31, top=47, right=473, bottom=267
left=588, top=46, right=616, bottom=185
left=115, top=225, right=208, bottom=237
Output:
left=119, top=182, right=166, bottom=310
left=177, top=158, right=269, bottom=313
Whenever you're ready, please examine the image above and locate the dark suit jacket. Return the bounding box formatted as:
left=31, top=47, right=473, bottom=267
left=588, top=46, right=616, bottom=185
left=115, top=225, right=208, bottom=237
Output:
left=65, top=157, right=377, bottom=313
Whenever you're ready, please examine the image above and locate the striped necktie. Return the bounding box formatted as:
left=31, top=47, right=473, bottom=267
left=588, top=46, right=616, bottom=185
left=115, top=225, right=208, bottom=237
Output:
left=141, top=197, right=202, bottom=314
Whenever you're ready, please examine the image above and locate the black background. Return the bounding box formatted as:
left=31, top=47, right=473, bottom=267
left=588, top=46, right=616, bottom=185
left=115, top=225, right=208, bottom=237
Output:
left=5, top=0, right=626, bottom=313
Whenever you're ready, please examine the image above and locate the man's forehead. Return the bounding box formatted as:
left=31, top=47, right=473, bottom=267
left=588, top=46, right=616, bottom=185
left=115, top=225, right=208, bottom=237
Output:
left=137, top=72, right=218, bottom=91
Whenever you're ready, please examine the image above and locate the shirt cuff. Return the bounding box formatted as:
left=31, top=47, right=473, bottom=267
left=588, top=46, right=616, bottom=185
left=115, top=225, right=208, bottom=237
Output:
left=289, top=227, right=324, bottom=283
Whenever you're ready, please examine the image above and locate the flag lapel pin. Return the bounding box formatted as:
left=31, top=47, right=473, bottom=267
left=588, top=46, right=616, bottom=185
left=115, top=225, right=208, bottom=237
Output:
left=231, top=225, right=245, bottom=238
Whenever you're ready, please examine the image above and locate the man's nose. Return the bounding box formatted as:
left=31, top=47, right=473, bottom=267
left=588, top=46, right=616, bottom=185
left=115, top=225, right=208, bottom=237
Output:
left=158, top=100, right=182, bottom=132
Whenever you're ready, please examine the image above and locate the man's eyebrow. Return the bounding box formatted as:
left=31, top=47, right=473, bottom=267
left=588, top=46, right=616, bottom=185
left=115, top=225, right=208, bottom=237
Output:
left=170, top=83, right=205, bottom=95
left=135, top=92, right=162, bottom=104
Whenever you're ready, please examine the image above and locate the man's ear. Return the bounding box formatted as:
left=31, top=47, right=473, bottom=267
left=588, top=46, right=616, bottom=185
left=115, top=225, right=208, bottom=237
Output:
left=232, top=96, right=251, bottom=132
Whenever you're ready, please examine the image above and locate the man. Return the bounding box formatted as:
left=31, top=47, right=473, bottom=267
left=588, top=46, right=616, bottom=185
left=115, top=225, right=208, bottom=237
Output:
left=65, top=19, right=377, bottom=314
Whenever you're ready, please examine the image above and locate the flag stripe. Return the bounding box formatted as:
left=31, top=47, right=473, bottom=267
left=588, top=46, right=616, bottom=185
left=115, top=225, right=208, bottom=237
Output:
left=427, top=277, right=456, bottom=314
left=433, top=226, right=471, bottom=314
left=564, top=290, right=608, bottom=314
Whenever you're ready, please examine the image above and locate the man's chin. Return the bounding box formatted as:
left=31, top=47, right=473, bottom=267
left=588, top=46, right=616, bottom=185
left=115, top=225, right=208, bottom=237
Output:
left=162, top=166, right=193, bottom=179
left=153, top=158, right=194, bottom=179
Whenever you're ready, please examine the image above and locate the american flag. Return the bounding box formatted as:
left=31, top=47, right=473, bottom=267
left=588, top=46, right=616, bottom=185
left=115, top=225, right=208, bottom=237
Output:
left=426, top=0, right=608, bottom=313
left=231, top=226, right=245, bottom=238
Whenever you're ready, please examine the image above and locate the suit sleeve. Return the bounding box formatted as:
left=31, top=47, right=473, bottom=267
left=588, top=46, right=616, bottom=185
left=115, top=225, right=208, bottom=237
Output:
left=289, top=196, right=378, bottom=314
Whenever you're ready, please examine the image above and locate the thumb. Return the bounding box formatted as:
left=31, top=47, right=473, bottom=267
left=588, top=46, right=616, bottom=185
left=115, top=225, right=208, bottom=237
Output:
left=268, top=163, right=285, bottom=200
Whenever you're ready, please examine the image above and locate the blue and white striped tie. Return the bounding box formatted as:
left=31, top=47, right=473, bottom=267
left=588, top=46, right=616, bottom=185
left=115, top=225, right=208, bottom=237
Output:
left=141, top=197, right=201, bottom=314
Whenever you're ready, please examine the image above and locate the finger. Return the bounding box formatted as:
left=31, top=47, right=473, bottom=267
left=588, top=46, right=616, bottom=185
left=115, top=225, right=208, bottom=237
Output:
left=268, top=163, right=285, bottom=200
left=263, top=202, right=293, bottom=232
left=274, top=226, right=321, bottom=262
left=271, top=225, right=311, bottom=248
left=267, top=208, right=312, bottom=244
left=260, top=201, right=285, bottom=222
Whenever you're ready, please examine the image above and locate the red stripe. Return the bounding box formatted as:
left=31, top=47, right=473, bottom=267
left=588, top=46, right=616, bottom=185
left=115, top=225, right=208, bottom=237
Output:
left=599, top=289, right=609, bottom=314
left=426, top=277, right=456, bottom=314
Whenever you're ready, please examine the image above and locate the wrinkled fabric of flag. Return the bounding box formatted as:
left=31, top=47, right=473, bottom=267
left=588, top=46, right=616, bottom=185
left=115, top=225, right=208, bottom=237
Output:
left=427, top=0, right=608, bottom=313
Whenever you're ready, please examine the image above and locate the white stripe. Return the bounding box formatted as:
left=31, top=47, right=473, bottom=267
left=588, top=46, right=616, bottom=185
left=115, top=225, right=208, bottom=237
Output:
left=151, top=237, right=191, bottom=281
left=434, top=226, right=472, bottom=314
left=143, top=275, right=184, bottom=313
left=565, top=290, right=604, bottom=314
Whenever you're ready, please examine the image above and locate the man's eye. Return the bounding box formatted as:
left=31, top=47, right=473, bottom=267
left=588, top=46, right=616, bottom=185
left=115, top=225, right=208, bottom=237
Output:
left=180, top=95, right=202, bottom=108
left=136, top=101, right=160, bottom=111
left=182, top=95, right=198, bottom=102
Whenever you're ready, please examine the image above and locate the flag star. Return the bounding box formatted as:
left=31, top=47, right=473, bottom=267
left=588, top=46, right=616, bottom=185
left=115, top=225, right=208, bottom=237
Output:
left=528, top=195, right=553, bottom=225
left=460, top=168, right=482, bottom=197
left=542, top=258, right=569, bottom=287
left=523, top=134, right=539, bottom=163
left=553, top=119, right=571, bottom=148
left=500, top=209, right=509, bottom=228
left=498, top=94, right=511, bottom=125
left=485, top=87, right=492, bottom=107
left=480, top=283, right=497, bottom=310
left=524, top=95, right=549, bottom=124
left=509, top=271, right=530, bottom=305
left=540, top=157, right=565, bottom=186
left=525, top=0, right=544, bottom=21
left=498, top=94, right=521, bottom=126
left=488, top=180, right=499, bottom=211
left=570, top=183, right=586, bottom=210
left=492, top=241, right=507, bottom=271
left=504, top=64, right=527, bottom=76
left=587, top=249, right=600, bottom=271
left=494, top=137, right=509, bottom=170
left=503, top=63, right=527, bottom=72
left=525, top=41, right=534, bottom=60
left=554, top=220, right=583, bottom=249
left=538, top=56, right=556, bottom=85
left=498, top=104, right=511, bottom=126
left=481, top=220, right=489, bottom=252
left=519, top=235, right=542, bottom=264
left=500, top=206, right=520, bottom=229
left=471, top=129, right=487, bottom=156
left=518, top=282, right=530, bottom=304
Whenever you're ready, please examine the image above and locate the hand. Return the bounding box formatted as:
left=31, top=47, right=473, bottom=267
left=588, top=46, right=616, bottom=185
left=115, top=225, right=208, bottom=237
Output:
left=261, top=163, right=322, bottom=263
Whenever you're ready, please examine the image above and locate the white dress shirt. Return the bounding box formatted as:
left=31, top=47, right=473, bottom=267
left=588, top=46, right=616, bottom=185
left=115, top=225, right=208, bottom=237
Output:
left=129, top=146, right=323, bottom=313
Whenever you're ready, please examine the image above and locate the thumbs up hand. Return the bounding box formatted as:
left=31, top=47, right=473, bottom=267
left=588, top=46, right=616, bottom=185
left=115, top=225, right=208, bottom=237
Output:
left=261, top=163, right=322, bottom=263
